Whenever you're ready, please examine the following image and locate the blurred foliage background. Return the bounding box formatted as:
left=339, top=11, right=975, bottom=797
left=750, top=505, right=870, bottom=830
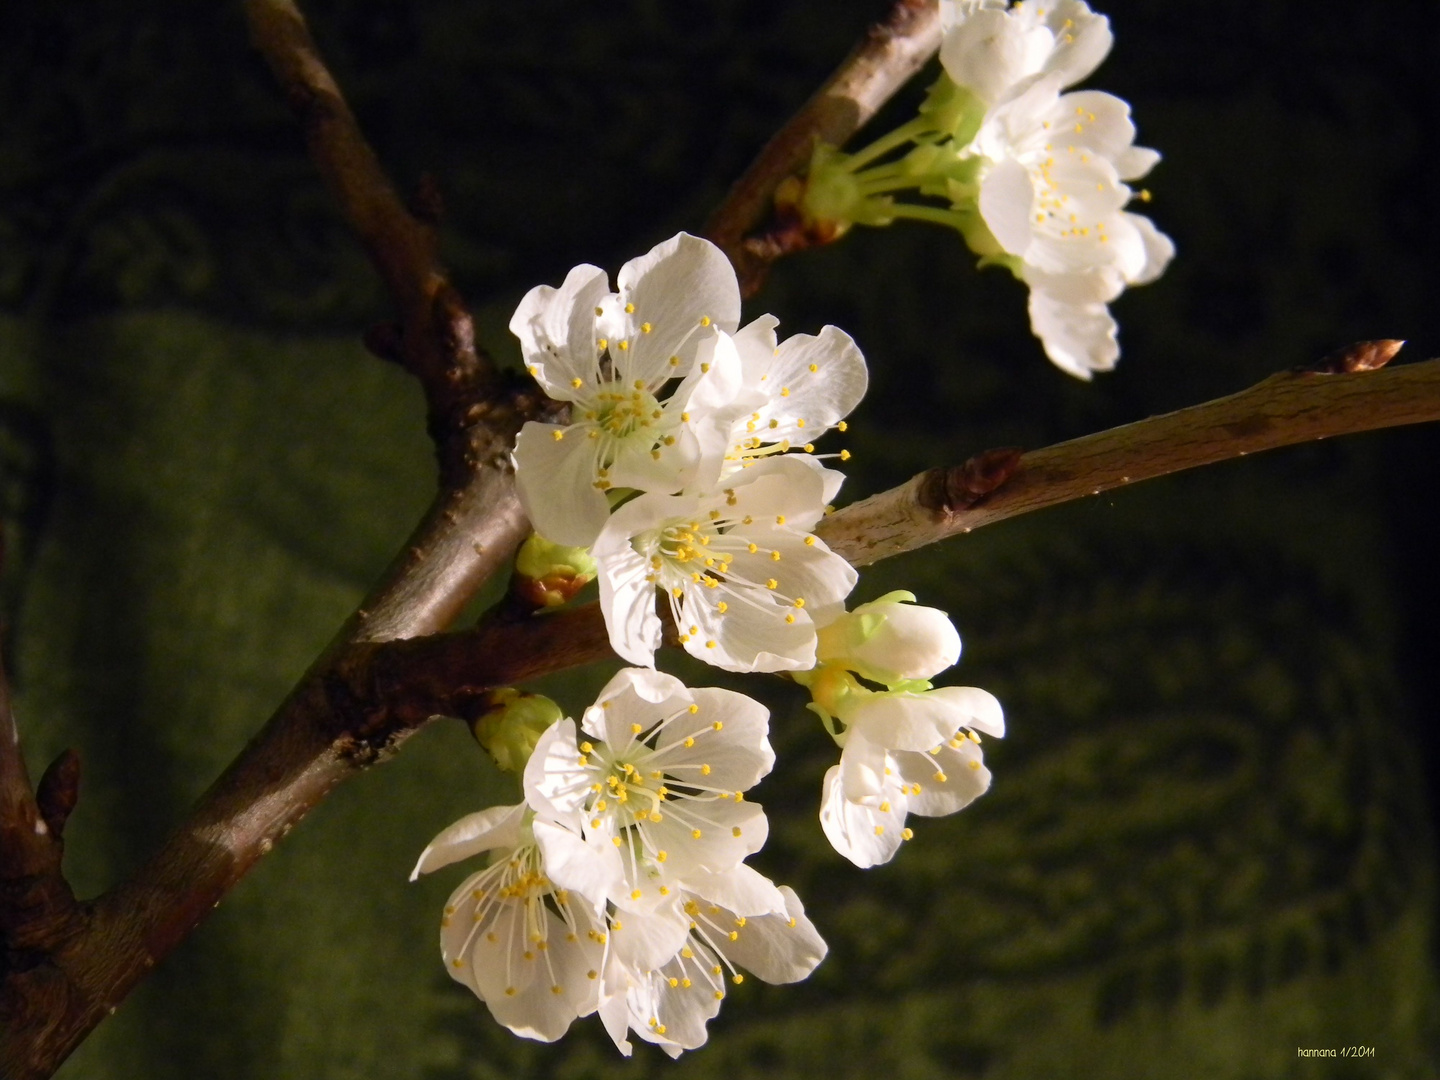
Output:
left=2, top=1, right=1438, bottom=1077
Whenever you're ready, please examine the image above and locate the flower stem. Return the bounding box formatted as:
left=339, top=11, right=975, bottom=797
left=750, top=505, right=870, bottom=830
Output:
left=841, top=115, right=937, bottom=172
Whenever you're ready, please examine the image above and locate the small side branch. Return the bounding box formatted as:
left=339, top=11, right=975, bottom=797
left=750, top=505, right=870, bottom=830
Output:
left=703, top=0, right=942, bottom=295
left=244, top=0, right=501, bottom=479
left=816, top=357, right=1440, bottom=566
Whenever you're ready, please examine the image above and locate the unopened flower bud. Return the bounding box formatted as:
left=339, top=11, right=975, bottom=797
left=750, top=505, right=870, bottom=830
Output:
left=513, top=534, right=598, bottom=609
left=470, top=688, right=562, bottom=772
left=816, top=591, right=961, bottom=686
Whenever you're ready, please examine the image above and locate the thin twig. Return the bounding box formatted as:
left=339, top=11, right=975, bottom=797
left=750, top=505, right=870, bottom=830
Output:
left=703, top=0, right=942, bottom=296
left=349, top=356, right=1440, bottom=692
left=816, top=358, right=1440, bottom=566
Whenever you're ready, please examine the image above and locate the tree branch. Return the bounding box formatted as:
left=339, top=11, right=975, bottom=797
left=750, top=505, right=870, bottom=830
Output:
left=702, top=0, right=942, bottom=296
left=816, top=357, right=1440, bottom=566
left=0, top=2, right=555, bottom=1075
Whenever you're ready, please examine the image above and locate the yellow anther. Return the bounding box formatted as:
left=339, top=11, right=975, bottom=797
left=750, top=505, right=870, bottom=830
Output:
left=594, top=306, right=604, bottom=316
left=673, top=587, right=684, bottom=598
left=591, top=818, right=600, bottom=829
left=717, top=601, right=729, bottom=614
left=597, top=338, right=608, bottom=349
left=451, top=957, right=463, bottom=968
left=688, top=704, right=700, bottom=714
left=701, top=763, right=711, bottom=775
left=664, top=435, right=676, bottom=445
left=527, top=364, right=538, bottom=375
left=771, top=550, right=781, bottom=561
left=650, top=810, right=663, bottom=822
left=587, top=969, right=598, bottom=980
left=692, top=829, right=703, bottom=839
left=766, top=578, right=778, bottom=589
left=902, top=828, right=914, bottom=841
left=732, top=826, right=742, bottom=837
left=631, top=722, right=643, bottom=735
left=700, top=362, right=711, bottom=373
left=796, top=418, right=806, bottom=428
left=804, top=443, right=815, bottom=453
left=714, top=990, right=725, bottom=1000
left=617, top=340, right=629, bottom=351
left=631, top=889, right=642, bottom=901
left=793, top=597, right=805, bottom=608
left=879, top=802, right=891, bottom=813
left=729, top=930, right=739, bottom=941
left=551, top=429, right=564, bottom=441
left=808, top=363, right=819, bottom=373
left=705, top=639, right=717, bottom=649
left=785, top=614, right=795, bottom=624
left=613, top=836, right=623, bottom=846
left=669, top=354, right=680, bottom=367
left=934, top=771, right=948, bottom=783
left=837, top=420, right=848, bottom=432
left=700, top=315, right=711, bottom=326
left=623, top=302, right=635, bottom=314
left=732, top=973, right=744, bottom=984
left=641, top=321, right=652, bottom=333
left=712, top=720, right=723, bottom=731
left=968, top=759, right=982, bottom=770
left=874, top=825, right=885, bottom=835
left=780, top=387, right=790, bottom=397
left=804, top=535, right=816, bottom=546
left=684, top=736, right=695, bottom=748
left=839, top=449, right=851, bottom=461
left=768, top=418, right=779, bottom=429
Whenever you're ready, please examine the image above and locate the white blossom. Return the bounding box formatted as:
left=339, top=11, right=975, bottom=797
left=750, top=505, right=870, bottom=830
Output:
left=689, top=316, right=868, bottom=491
left=592, top=456, right=857, bottom=672
left=939, top=0, right=1112, bottom=107
left=523, top=668, right=776, bottom=911
left=410, top=803, right=607, bottom=1042
left=969, top=75, right=1174, bottom=377
left=819, top=685, right=1005, bottom=868
left=598, top=866, right=827, bottom=1057
left=510, top=232, right=742, bottom=547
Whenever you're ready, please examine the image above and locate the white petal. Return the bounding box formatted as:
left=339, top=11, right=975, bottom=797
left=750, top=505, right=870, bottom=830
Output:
left=1026, top=285, right=1118, bottom=378
left=584, top=667, right=690, bottom=746
left=513, top=421, right=611, bottom=548
left=895, top=740, right=992, bottom=818
left=411, top=803, right=526, bottom=879
left=1039, top=1, right=1112, bottom=89
left=711, top=885, right=827, bottom=984
left=682, top=863, right=788, bottom=918
left=510, top=263, right=609, bottom=398
left=1122, top=211, right=1175, bottom=285
left=1114, top=144, right=1161, bottom=181
left=608, top=900, right=691, bottom=972
left=646, top=798, right=768, bottom=879
left=648, top=686, right=774, bottom=793
left=532, top=817, right=625, bottom=914
left=818, top=765, right=908, bottom=869
left=593, top=503, right=671, bottom=666
left=837, top=729, right=894, bottom=803
left=940, top=8, right=1037, bottom=104
left=843, top=689, right=970, bottom=753
left=741, top=324, right=868, bottom=449
left=977, top=156, right=1037, bottom=256
left=522, top=718, right=591, bottom=821
left=615, top=233, right=741, bottom=385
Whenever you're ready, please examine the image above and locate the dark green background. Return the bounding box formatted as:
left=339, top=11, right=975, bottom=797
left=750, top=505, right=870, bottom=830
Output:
left=2, top=2, right=1437, bottom=1077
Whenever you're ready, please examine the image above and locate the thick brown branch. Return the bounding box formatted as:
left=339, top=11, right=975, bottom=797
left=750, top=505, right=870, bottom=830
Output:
left=816, top=358, right=1440, bottom=566
left=703, top=0, right=941, bottom=296
left=0, top=4, right=555, bottom=1075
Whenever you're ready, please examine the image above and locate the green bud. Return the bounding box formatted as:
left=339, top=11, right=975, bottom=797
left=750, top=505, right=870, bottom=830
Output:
left=514, top=533, right=598, bottom=609
left=470, top=688, right=563, bottom=773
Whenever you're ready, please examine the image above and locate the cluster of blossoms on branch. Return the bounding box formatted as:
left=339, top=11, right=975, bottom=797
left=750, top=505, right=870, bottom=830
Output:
left=791, top=0, right=1173, bottom=378
left=414, top=231, right=1003, bottom=1052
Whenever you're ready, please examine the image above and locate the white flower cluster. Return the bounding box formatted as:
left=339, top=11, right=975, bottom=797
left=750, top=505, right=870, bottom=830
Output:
left=939, top=0, right=1174, bottom=378
left=800, top=0, right=1171, bottom=378
left=414, top=236, right=1004, bottom=1054
left=412, top=668, right=826, bottom=1056
left=800, top=592, right=1004, bottom=867
left=511, top=232, right=866, bottom=673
